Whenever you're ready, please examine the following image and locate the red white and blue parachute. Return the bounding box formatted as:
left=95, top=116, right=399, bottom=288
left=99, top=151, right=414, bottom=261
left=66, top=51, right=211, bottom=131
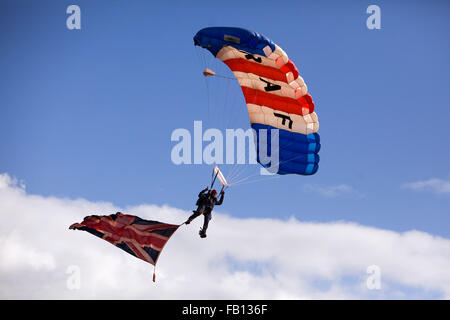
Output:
left=194, top=27, right=320, bottom=175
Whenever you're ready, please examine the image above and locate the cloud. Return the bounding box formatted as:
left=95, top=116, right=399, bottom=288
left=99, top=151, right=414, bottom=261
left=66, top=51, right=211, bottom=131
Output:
left=302, top=184, right=359, bottom=197
left=403, top=178, right=450, bottom=194
left=1, top=172, right=450, bottom=299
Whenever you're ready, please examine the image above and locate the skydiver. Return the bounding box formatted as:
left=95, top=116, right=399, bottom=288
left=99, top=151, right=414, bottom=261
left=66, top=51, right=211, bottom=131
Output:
left=185, top=187, right=225, bottom=238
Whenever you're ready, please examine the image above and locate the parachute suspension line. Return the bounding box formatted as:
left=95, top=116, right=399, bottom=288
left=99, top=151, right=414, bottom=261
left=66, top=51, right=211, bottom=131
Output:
left=199, top=52, right=253, bottom=185
left=227, top=155, right=249, bottom=185
left=222, top=75, right=253, bottom=186
left=195, top=47, right=209, bottom=126
left=229, top=165, right=255, bottom=187
left=225, top=164, right=239, bottom=183
left=213, top=58, right=239, bottom=133
left=228, top=169, right=270, bottom=186
left=222, top=75, right=231, bottom=127
left=224, top=166, right=239, bottom=186
left=205, top=53, right=223, bottom=130
left=229, top=174, right=282, bottom=187
left=206, top=63, right=243, bottom=184
left=229, top=162, right=282, bottom=186
left=210, top=170, right=219, bottom=189
left=227, top=122, right=313, bottom=185
left=227, top=78, right=252, bottom=183
left=220, top=78, right=241, bottom=184
left=209, top=56, right=220, bottom=128
left=205, top=78, right=211, bottom=126
left=228, top=169, right=251, bottom=186
left=200, top=53, right=237, bottom=185
left=197, top=47, right=214, bottom=127
left=227, top=164, right=249, bottom=185
left=228, top=170, right=264, bottom=186
left=224, top=152, right=248, bottom=184
left=211, top=63, right=227, bottom=131
left=226, top=118, right=257, bottom=184
left=226, top=68, right=266, bottom=185
left=224, top=94, right=243, bottom=185
left=213, top=73, right=236, bottom=80
left=203, top=54, right=212, bottom=127
left=219, top=184, right=229, bottom=194
left=230, top=151, right=314, bottom=186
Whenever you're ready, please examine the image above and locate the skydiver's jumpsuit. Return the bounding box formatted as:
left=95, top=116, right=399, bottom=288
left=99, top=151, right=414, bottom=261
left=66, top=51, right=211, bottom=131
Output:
left=187, top=189, right=224, bottom=236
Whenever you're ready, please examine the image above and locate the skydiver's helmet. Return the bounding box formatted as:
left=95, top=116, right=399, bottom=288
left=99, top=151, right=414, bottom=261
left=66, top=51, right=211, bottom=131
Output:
left=210, top=189, right=217, bottom=197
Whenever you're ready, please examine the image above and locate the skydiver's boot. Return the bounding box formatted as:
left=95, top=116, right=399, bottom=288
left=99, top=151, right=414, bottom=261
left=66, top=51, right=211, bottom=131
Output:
left=199, top=228, right=207, bottom=238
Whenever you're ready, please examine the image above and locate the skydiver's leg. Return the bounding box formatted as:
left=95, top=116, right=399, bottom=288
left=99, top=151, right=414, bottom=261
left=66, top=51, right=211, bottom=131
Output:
left=185, top=206, right=205, bottom=224
left=199, top=212, right=211, bottom=238
left=185, top=211, right=200, bottom=224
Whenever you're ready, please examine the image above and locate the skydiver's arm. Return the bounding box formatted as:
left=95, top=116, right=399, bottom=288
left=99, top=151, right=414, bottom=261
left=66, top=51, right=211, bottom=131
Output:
left=215, top=192, right=225, bottom=205
left=198, top=187, right=208, bottom=197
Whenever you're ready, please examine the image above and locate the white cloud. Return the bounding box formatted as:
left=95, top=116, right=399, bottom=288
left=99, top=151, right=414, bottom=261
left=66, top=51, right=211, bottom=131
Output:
left=403, top=178, right=450, bottom=194
left=302, top=184, right=359, bottom=197
left=1, top=172, right=450, bottom=299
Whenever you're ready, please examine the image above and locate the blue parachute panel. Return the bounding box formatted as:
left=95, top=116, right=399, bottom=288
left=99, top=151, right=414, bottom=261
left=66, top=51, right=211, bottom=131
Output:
left=251, top=124, right=320, bottom=175
left=194, top=27, right=276, bottom=57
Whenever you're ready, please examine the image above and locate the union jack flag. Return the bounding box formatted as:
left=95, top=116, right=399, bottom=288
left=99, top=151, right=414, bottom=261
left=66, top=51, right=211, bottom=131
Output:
left=69, top=212, right=180, bottom=281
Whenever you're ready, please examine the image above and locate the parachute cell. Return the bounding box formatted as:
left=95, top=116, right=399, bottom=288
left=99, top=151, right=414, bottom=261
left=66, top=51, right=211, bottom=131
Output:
left=194, top=27, right=320, bottom=175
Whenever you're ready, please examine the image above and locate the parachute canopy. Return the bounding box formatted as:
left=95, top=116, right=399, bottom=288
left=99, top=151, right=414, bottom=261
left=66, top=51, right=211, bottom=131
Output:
left=194, top=27, right=320, bottom=175
left=69, top=212, right=180, bottom=281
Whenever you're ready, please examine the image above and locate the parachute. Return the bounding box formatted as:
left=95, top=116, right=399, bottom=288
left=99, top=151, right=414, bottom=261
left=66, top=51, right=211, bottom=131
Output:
left=194, top=27, right=320, bottom=175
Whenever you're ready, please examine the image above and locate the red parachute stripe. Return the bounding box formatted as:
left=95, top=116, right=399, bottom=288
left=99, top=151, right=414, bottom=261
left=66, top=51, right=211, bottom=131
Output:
left=224, top=58, right=288, bottom=83
left=240, top=86, right=315, bottom=115
left=223, top=58, right=300, bottom=83
left=280, top=60, right=299, bottom=79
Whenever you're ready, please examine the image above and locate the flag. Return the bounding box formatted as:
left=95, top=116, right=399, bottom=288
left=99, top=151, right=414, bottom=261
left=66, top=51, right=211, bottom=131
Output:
left=69, top=212, right=180, bottom=281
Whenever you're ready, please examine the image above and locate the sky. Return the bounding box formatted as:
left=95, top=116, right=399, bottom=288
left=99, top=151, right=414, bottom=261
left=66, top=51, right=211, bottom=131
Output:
left=1, top=173, right=450, bottom=299
left=0, top=0, right=450, bottom=299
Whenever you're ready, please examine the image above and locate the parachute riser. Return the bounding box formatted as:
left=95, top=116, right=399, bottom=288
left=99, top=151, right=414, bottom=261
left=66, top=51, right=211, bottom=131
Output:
left=210, top=171, right=219, bottom=190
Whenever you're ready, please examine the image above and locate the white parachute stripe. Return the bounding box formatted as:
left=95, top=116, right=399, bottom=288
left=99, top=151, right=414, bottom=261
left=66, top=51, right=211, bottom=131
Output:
left=234, top=71, right=307, bottom=96
left=216, top=46, right=308, bottom=94
left=268, top=44, right=289, bottom=65
left=247, top=104, right=319, bottom=135
left=233, top=71, right=308, bottom=100
left=216, top=46, right=279, bottom=69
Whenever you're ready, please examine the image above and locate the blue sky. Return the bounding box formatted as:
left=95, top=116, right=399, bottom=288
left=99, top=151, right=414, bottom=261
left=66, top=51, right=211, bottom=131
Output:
left=1, top=0, right=449, bottom=240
